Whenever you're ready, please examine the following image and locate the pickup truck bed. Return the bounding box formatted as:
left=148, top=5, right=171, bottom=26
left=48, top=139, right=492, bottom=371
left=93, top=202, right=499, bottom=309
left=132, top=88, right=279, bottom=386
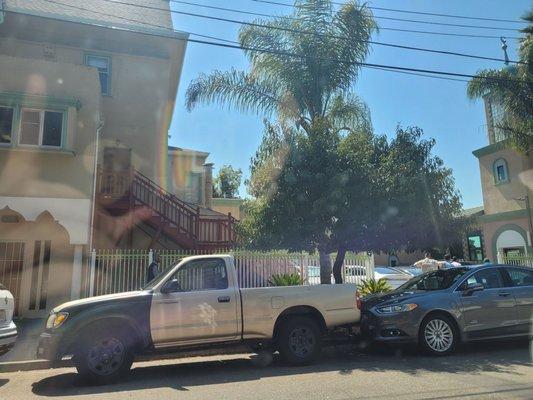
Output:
left=38, top=255, right=360, bottom=384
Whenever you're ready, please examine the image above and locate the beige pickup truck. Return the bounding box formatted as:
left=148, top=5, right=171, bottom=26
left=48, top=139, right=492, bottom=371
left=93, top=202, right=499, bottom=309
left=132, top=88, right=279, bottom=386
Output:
left=38, top=255, right=361, bottom=384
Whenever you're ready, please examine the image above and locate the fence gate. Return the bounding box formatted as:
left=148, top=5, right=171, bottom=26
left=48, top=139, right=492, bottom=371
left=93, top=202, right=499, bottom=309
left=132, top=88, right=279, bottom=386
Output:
left=0, top=242, right=25, bottom=315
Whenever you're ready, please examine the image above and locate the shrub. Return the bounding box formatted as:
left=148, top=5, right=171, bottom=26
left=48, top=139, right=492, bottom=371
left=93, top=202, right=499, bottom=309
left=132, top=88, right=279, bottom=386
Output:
left=357, top=278, right=392, bottom=297
left=269, top=273, right=303, bottom=286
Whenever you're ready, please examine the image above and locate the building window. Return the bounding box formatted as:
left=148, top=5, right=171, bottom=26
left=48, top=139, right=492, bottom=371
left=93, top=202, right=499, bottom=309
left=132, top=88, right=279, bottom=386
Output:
left=85, top=54, right=111, bottom=96
left=19, top=108, right=63, bottom=147
left=467, top=233, right=484, bottom=262
left=0, top=106, right=14, bottom=144
left=493, top=158, right=509, bottom=184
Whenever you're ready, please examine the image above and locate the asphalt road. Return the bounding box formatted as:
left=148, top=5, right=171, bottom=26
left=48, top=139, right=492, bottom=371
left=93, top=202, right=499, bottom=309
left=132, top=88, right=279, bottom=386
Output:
left=0, top=340, right=532, bottom=400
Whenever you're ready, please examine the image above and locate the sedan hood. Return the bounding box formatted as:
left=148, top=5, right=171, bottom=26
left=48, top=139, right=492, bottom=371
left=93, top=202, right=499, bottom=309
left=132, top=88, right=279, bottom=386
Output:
left=362, top=289, right=430, bottom=309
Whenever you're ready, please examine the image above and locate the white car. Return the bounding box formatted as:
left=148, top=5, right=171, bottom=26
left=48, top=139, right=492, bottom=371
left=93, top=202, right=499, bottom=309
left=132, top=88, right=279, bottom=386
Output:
left=0, top=284, right=17, bottom=356
left=306, top=265, right=413, bottom=288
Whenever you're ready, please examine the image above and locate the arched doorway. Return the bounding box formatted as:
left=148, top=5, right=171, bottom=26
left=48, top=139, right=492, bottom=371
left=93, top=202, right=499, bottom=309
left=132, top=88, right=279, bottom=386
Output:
left=494, top=225, right=528, bottom=260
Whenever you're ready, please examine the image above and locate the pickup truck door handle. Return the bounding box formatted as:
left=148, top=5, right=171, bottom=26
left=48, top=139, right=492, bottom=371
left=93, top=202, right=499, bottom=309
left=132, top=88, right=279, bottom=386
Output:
left=498, top=291, right=511, bottom=297
left=218, top=296, right=231, bottom=303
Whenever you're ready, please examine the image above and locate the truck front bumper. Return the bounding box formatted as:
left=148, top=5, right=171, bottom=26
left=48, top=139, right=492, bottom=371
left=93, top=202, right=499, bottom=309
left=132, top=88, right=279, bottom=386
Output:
left=36, top=331, right=65, bottom=361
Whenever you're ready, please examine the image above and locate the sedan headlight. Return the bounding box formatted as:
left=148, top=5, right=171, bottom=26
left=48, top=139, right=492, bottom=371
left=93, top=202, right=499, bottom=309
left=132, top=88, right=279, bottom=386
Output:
left=46, top=312, right=69, bottom=329
left=376, top=303, right=418, bottom=314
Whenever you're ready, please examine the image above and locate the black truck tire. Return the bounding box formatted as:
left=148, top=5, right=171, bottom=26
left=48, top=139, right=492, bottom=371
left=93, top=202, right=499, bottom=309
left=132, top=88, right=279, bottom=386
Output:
left=277, top=316, right=321, bottom=365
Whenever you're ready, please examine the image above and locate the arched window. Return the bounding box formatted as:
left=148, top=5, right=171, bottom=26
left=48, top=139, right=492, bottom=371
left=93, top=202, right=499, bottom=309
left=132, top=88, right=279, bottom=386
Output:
left=493, top=158, right=509, bottom=184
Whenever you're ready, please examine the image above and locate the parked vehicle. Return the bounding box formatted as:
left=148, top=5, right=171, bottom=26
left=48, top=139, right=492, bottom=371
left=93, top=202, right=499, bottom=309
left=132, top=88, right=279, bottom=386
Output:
left=0, top=283, right=17, bottom=356
left=306, top=265, right=410, bottom=288
left=37, top=255, right=361, bottom=384
left=361, top=265, right=533, bottom=355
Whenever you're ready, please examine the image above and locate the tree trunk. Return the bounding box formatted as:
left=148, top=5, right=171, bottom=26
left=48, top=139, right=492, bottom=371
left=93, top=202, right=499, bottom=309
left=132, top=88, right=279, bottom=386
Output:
left=333, top=247, right=346, bottom=284
left=319, top=250, right=332, bottom=284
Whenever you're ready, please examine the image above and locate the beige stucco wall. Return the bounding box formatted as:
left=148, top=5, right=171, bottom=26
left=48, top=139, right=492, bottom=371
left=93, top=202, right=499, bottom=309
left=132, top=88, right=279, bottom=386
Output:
left=211, top=198, right=243, bottom=220
left=0, top=13, right=187, bottom=187
left=478, top=147, right=531, bottom=215
left=168, top=150, right=209, bottom=205
left=0, top=55, right=100, bottom=199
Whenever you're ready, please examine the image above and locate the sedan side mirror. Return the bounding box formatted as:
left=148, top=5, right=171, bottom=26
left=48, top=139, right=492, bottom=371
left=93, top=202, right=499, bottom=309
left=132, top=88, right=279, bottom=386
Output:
left=161, top=278, right=181, bottom=294
left=462, top=282, right=484, bottom=296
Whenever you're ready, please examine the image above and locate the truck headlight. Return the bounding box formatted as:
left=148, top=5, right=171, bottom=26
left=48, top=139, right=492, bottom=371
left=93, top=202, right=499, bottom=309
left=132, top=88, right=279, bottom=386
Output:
left=376, top=303, right=418, bottom=314
left=46, top=312, right=69, bottom=329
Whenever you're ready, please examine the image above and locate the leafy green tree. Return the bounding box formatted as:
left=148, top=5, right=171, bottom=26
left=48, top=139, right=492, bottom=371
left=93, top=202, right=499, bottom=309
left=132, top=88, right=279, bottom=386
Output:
left=186, top=0, right=377, bottom=282
left=213, top=165, right=242, bottom=198
left=467, top=9, right=532, bottom=152
left=243, top=125, right=466, bottom=283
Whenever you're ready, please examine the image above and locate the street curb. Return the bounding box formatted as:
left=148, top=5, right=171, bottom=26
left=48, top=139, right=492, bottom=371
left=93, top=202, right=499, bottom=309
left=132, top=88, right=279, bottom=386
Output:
left=0, top=359, right=72, bottom=373
left=0, top=346, right=254, bottom=373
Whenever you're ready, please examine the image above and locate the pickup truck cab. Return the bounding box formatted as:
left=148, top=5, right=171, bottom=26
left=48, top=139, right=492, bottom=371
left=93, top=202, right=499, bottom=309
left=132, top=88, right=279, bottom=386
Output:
left=38, top=255, right=360, bottom=384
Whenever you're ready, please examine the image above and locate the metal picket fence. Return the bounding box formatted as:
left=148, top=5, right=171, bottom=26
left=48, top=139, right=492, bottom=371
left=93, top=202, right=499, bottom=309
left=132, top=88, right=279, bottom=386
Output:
left=84, top=249, right=374, bottom=297
left=502, top=255, right=533, bottom=268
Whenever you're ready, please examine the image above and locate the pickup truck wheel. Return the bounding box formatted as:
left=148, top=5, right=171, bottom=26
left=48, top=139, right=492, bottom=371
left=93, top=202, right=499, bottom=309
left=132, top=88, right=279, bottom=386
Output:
left=74, top=330, right=134, bottom=385
left=278, top=317, right=321, bottom=365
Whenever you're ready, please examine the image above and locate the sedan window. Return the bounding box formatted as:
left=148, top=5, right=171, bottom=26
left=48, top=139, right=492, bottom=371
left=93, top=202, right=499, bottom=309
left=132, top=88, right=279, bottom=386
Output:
left=399, top=268, right=469, bottom=291
left=503, top=267, right=533, bottom=287
left=464, top=268, right=503, bottom=289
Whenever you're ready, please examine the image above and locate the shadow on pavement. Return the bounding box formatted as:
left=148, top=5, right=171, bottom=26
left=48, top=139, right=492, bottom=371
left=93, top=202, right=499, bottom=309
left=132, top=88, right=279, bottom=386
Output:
left=31, top=339, right=532, bottom=397
left=0, top=379, right=9, bottom=388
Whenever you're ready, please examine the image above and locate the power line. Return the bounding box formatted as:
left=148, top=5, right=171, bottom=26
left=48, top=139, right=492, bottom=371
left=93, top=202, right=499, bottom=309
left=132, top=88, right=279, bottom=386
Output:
left=121, top=0, right=523, bottom=40
left=170, top=0, right=521, bottom=32
left=75, top=0, right=526, bottom=64
left=5, top=2, right=526, bottom=85
left=250, top=0, right=526, bottom=25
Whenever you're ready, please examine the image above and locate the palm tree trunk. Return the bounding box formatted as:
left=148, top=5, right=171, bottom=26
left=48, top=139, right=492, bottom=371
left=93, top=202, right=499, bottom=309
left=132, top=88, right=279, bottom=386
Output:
left=319, top=249, right=332, bottom=284
left=332, top=247, right=346, bottom=284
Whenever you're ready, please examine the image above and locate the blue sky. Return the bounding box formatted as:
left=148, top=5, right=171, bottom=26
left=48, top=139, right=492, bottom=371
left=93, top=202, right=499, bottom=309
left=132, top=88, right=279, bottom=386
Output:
left=167, top=0, right=530, bottom=209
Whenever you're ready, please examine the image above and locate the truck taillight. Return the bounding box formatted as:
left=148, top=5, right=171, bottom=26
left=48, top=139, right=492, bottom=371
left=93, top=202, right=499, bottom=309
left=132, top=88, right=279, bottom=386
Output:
left=355, top=291, right=362, bottom=310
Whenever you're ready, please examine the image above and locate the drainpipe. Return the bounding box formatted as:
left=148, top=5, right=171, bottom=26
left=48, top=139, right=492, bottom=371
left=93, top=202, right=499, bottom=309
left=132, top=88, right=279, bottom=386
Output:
left=88, top=117, right=105, bottom=252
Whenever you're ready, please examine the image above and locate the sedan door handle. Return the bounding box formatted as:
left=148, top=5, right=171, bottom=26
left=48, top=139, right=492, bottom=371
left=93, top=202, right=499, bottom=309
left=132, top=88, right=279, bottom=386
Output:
left=218, top=296, right=231, bottom=303
left=498, top=292, right=511, bottom=297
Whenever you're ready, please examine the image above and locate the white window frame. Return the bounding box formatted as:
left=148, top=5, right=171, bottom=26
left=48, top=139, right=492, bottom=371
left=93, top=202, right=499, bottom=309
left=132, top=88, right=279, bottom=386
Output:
left=0, top=105, right=15, bottom=146
left=18, top=108, right=64, bottom=149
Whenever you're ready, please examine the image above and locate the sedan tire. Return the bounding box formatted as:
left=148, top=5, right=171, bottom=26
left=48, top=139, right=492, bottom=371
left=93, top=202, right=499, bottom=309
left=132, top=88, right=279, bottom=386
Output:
left=419, top=314, right=459, bottom=356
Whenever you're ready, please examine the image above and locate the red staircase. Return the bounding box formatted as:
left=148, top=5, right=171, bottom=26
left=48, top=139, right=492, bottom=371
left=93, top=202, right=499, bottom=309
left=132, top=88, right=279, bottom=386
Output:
left=97, top=168, right=236, bottom=249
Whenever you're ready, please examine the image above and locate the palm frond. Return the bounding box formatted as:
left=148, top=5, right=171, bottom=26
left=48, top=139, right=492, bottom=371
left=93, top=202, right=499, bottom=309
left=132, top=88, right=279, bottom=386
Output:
left=185, top=69, right=282, bottom=116
left=327, top=93, right=372, bottom=133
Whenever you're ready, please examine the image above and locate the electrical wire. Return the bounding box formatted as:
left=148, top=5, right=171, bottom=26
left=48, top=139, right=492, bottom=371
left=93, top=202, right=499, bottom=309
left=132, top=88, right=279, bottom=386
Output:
left=250, top=0, right=527, bottom=24
left=3, top=2, right=527, bottom=85
left=75, top=0, right=526, bottom=64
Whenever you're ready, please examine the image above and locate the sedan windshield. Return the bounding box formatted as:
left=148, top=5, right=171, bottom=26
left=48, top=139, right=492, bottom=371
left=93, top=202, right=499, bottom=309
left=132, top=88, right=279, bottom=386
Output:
left=398, top=267, right=470, bottom=291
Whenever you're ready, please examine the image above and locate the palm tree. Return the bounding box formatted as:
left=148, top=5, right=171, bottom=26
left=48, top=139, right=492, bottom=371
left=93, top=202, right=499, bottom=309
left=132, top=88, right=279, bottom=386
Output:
left=467, top=9, right=533, bottom=153
left=185, top=0, right=377, bottom=283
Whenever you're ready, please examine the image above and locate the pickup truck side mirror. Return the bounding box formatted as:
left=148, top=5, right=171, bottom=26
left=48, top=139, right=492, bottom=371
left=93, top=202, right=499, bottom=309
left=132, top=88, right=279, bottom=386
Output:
left=161, top=278, right=181, bottom=294
left=462, top=282, right=484, bottom=296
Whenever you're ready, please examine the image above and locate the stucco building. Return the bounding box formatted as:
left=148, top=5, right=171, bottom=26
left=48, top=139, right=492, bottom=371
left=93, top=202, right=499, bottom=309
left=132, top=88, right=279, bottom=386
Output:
left=469, top=95, right=533, bottom=263
left=0, top=1, right=234, bottom=316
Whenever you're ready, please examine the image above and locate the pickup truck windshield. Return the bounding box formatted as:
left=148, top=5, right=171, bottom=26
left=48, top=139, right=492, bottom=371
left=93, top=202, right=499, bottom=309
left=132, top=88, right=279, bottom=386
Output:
left=398, top=268, right=470, bottom=291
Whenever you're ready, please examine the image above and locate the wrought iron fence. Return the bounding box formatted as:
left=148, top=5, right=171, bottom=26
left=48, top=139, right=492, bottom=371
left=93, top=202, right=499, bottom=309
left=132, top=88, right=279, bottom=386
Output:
left=502, top=255, right=533, bottom=268
left=84, top=249, right=374, bottom=297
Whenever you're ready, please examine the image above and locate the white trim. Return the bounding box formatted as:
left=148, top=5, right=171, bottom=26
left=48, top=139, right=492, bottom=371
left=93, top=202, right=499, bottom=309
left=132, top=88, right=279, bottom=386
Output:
left=0, top=197, right=91, bottom=244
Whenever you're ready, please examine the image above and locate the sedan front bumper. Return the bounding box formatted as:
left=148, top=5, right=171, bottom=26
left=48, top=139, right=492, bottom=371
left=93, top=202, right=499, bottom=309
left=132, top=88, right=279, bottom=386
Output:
left=361, top=310, right=422, bottom=344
